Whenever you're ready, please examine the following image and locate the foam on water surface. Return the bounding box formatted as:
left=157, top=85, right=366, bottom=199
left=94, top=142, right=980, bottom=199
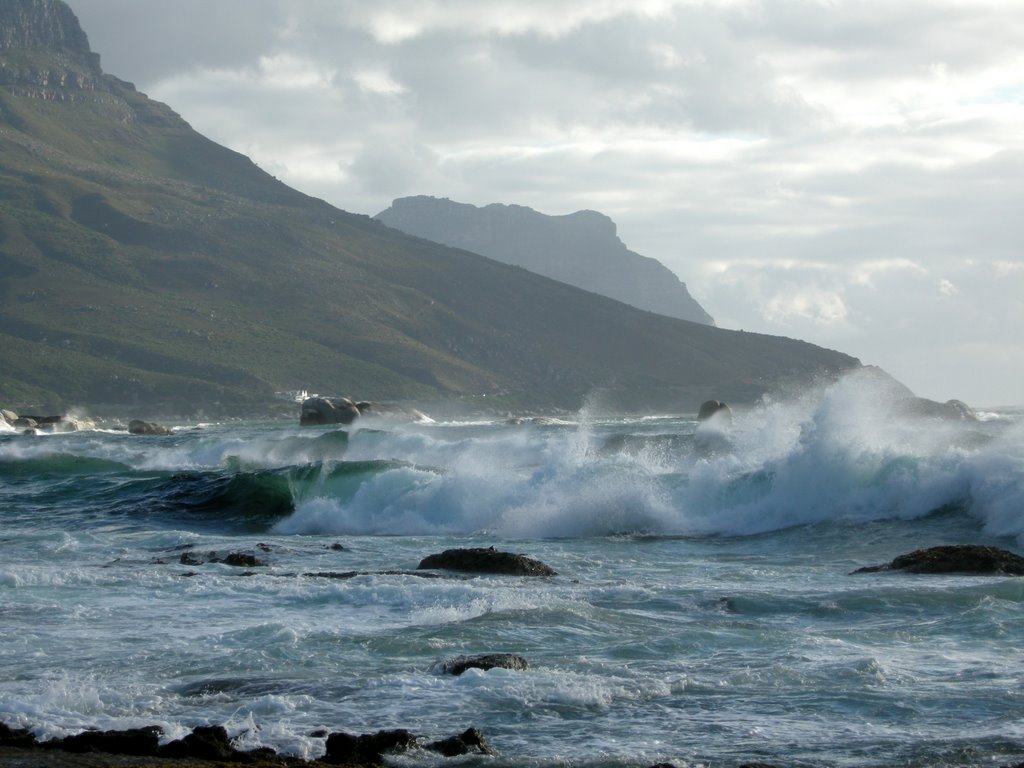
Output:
left=2, top=374, right=1024, bottom=766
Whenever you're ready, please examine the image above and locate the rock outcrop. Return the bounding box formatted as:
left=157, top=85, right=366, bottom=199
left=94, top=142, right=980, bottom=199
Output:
left=300, top=396, right=361, bottom=426
left=418, top=547, right=557, bottom=576
left=8, top=413, right=94, bottom=432
left=128, top=419, right=174, bottom=435
left=852, top=545, right=1024, bottom=576
left=697, top=399, right=731, bottom=422
left=377, top=196, right=714, bottom=325
left=434, top=653, right=529, bottom=676
left=0, top=0, right=104, bottom=98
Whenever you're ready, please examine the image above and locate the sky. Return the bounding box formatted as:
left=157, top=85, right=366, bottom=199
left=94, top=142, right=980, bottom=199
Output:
left=70, top=0, right=1024, bottom=406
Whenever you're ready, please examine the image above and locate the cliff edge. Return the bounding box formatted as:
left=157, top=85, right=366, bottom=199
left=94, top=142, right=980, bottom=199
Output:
left=377, top=196, right=715, bottom=326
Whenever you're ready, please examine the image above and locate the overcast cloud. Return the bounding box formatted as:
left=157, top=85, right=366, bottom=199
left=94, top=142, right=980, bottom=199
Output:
left=71, top=0, right=1024, bottom=406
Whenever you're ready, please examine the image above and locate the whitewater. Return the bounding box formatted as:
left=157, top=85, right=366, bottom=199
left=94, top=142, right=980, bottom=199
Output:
left=2, top=371, right=1023, bottom=767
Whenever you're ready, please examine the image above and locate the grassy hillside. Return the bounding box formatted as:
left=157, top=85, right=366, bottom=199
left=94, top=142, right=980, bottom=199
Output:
left=0, top=3, right=860, bottom=415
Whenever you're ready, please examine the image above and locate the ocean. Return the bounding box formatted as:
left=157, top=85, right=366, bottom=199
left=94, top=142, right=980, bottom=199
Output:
left=2, top=371, right=1023, bottom=767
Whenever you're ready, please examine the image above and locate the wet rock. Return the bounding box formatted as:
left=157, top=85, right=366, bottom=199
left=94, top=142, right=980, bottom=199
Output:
left=0, top=722, right=37, bottom=748
left=852, top=545, right=1024, bottom=576
left=323, top=728, right=418, bottom=765
left=300, top=396, right=360, bottom=426
left=698, top=399, right=731, bottom=422
left=128, top=419, right=174, bottom=435
left=159, top=725, right=237, bottom=761
left=0, top=408, right=18, bottom=425
left=427, top=727, right=495, bottom=757
left=16, top=414, right=95, bottom=432
left=418, top=546, right=557, bottom=576
left=178, top=551, right=266, bottom=567
left=53, top=726, right=161, bottom=756
left=435, top=653, right=529, bottom=676
left=302, top=569, right=451, bottom=580
left=222, top=552, right=265, bottom=568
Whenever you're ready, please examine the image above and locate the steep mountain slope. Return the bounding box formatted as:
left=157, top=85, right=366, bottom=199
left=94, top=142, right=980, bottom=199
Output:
left=0, top=0, right=860, bottom=414
left=377, top=196, right=714, bottom=325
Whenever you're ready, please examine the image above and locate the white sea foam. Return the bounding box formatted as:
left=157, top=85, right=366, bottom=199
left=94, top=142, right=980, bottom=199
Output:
left=271, top=373, right=1024, bottom=541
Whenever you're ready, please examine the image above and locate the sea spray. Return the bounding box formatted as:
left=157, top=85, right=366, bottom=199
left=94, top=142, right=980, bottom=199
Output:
left=3, top=376, right=1024, bottom=766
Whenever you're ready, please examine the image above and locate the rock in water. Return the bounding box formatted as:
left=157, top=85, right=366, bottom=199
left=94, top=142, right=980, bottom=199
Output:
left=435, top=653, right=529, bottom=676
left=852, top=545, right=1024, bottom=576
left=323, top=729, right=418, bottom=764
left=427, top=727, right=496, bottom=757
left=128, top=419, right=173, bottom=435
left=697, top=399, right=731, bottom=422
left=300, top=396, right=361, bottom=426
left=56, top=726, right=161, bottom=756
left=418, top=547, right=557, bottom=576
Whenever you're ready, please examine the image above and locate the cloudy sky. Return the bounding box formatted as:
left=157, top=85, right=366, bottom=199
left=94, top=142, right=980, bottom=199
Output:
left=71, top=1, right=1023, bottom=406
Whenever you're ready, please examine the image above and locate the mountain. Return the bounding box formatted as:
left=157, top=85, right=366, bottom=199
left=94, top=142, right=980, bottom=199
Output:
left=0, top=0, right=860, bottom=415
left=376, top=196, right=715, bottom=326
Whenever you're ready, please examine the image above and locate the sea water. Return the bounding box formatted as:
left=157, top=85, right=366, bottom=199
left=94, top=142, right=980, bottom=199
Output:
left=1, top=371, right=1023, bottom=767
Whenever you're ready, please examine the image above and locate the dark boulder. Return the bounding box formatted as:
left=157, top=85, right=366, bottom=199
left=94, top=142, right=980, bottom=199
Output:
left=435, top=653, right=529, bottom=676
left=300, top=396, right=361, bottom=426
left=698, top=399, right=731, bottom=423
left=418, top=546, right=557, bottom=576
left=852, top=545, right=1024, bottom=576
left=427, top=727, right=495, bottom=757
left=159, top=725, right=237, bottom=761
left=323, top=729, right=418, bottom=765
left=12, top=417, right=38, bottom=429
left=53, top=726, right=161, bottom=756
left=0, top=722, right=37, bottom=748
left=128, top=419, right=174, bottom=435
left=178, top=551, right=266, bottom=567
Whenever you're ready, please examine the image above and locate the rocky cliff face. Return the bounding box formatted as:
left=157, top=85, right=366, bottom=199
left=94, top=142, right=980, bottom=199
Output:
left=376, top=196, right=715, bottom=326
left=0, top=0, right=104, bottom=97
left=0, top=0, right=90, bottom=52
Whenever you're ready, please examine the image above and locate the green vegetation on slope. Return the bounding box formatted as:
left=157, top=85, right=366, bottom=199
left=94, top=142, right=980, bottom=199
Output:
left=0, top=2, right=860, bottom=414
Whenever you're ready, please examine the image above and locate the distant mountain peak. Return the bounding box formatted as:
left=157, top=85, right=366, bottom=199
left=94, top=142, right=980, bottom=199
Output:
left=377, top=196, right=715, bottom=326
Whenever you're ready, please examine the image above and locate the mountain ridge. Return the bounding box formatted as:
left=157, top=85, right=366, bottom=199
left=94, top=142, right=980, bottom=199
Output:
left=377, top=196, right=715, bottom=326
left=0, top=0, right=860, bottom=416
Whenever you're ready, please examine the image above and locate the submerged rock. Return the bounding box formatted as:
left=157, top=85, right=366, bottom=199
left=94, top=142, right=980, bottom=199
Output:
left=128, top=419, right=174, bottom=435
left=178, top=550, right=267, bottom=567
left=418, top=546, right=557, bottom=576
left=434, top=653, right=529, bottom=676
left=852, top=545, right=1024, bottom=576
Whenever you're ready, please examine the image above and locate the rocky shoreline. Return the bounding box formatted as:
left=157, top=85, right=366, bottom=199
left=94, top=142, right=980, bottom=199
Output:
left=4, top=542, right=1024, bottom=768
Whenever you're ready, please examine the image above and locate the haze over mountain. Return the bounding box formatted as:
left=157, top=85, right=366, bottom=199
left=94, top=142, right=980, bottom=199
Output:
left=0, top=0, right=860, bottom=415
left=377, top=196, right=714, bottom=326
